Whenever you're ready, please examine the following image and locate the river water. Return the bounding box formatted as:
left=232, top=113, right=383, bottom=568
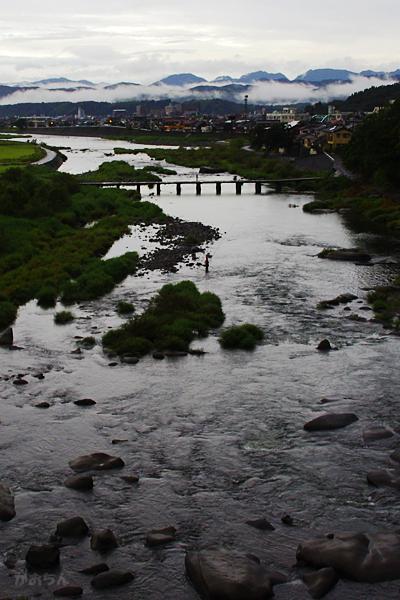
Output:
left=1, top=135, right=400, bottom=598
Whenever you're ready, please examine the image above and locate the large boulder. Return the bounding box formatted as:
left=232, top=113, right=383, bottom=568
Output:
left=69, top=453, right=124, bottom=473
left=26, top=544, right=60, bottom=569
left=0, top=327, right=13, bottom=346
left=297, top=532, right=400, bottom=583
left=304, top=413, right=358, bottom=432
left=0, top=483, right=15, bottom=521
left=185, top=549, right=273, bottom=599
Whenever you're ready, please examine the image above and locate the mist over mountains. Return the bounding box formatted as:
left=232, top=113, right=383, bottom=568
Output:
left=1, top=68, right=399, bottom=107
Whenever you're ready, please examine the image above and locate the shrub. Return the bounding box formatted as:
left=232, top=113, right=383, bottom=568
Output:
left=116, top=301, right=135, bottom=315
left=102, top=281, right=224, bottom=357
left=219, top=323, right=264, bottom=350
left=37, top=285, right=57, bottom=308
left=78, top=336, right=96, bottom=348
left=54, top=310, right=74, bottom=324
left=0, top=300, right=17, bottom=330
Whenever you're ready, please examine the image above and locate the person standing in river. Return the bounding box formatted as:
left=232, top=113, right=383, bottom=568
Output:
left=205, top=253, right=210, bottom=273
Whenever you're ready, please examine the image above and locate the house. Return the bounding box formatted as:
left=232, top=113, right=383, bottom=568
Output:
left=326, top=126, right=352, bottom=149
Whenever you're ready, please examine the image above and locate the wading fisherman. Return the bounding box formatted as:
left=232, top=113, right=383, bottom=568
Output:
left=205, top=253, right=210, bottom=273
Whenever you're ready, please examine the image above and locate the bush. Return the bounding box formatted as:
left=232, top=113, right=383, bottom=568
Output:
left=116, top=301, right=135, bottom=315
left=102, top=281, right=225, bottom=357
left=54, top=310, right=74, bottom=324
left=37, top=285, right=57, bottom=308
left=219, top=323, right=264, bottom=350
left=0, top=300, right=17, bottom=330
left=78, top=336, right=96, bottom=348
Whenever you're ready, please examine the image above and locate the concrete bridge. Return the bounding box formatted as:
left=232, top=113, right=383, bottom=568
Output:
left=81, top=177, right=320, bottom=195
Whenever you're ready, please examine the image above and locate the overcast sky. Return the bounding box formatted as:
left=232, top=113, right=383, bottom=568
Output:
left=1, top=0, right=399, bottom=83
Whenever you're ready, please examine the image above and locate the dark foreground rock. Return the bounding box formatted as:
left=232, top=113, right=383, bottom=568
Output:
left=304, top=413, right=358, bottom=432
left=0, top=483, right=15, bottom=521
left=64, top=475, right=94, bottom=491
left=185, top=549, right=273, bottom=599
left=146, top=526, right=177, bottom=546
left=26, top=544, right=60, bottom=569
left=90, top=529, right=118, bottom=552
left=363, top=426, right=394, bottom=442
left=246, top=518, right=275, bottom=531
left=80, top=563, right=109, bottom=575
left=318, top=293, right=358, bottom=309
left=74, top=398, right=96, bottom=407
left=367, top=470, right=400, bottom=490
left=69, top=452, right=124, bottom=472
left=0, top=327, right=13, bottom=346
left=91, top=570, right=135, bottom=590
left=317, top=339, right=332, bottom=352
left=318, top=248, right=371, bottom=263
left=55, top=516, right=89, bottom=538
left=303, top=567, right=339, bottom=599
left=53, top=586, right=83, bottom=597
left=297, top=532, right=400, bottom=582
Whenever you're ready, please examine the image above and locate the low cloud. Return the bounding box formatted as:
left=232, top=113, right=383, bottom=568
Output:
left=0, top=75, right=395, bottom=107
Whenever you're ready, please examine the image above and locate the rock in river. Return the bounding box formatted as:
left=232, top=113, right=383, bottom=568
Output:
left=297, top=532, right=400, bottom=583
left=303, top=567, right=339, bottom=599
left=0, top=483, right=15, bottom=521
left=55, top=516, right=89, bottom=538
left=69, top=452, right=124, bottom=472
left=185, top=549, right=273, bottom=599
left=80, top=563, right=109, bottom=576
left=91, top=570, right=135, bottom=590
left=90, top=529, right=118, bottom=552
left=318, top=248, right=371, bottom=263
left=53, top=586, right=83, bottom=597
left=74, top=398, right=96, bottom=407
left=26, top=544, right=60, bottom=569
left=367, top=469, right=400, bottom=490
left=317, top=339, right=332, bottom=352
left=363, top=426, right=394, bottom=442
left=64, top=475, right=94, bottom=491
left=304, top=413, right=358, bottom=432
left=146, top=526, right=177, bottom=547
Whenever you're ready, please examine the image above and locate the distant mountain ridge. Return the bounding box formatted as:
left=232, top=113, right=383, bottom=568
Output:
left=0, top=68, right=399, bottom=106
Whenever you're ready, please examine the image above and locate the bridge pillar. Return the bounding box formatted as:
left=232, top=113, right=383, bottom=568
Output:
left=196, top=182, right=201, bottom=196
left=235, top=181, right=242, bottom=195
left=136, top=184, right=141, bottom=193
left=255, top=181, right=262, bottom=195
left=176, top=183, right=181, bottom=196
left=156, top=183, right=161, bottom=196
left=274, top=181, right=283, bottom=193
left=216, top=182, right=221, bottom=195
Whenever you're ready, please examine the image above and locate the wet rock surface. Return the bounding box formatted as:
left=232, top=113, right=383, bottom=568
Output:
left=55, top=516, right=89, bottom=538
left=0, top=327, right=13, bottom=346
left=185, top=549, right=274, bottom=599
left=318, top=248, right=372, bottom=263
left=53, top=586, right=83, bottom=597
left=297, top=532, right=400, bottom=582
left=146, top=526, right=177, bottom=546
left=304, top=413, right=358, bottom=431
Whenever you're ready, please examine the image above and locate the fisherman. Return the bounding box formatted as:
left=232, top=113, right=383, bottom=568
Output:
left=205, top=253, right=210, bottom=273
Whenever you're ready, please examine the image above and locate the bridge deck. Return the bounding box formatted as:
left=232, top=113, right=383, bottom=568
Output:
left=81, top=177, right=320, bottom=186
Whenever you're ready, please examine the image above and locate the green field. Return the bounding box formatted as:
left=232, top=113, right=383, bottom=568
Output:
left=0, top=140, right=45, bottom=167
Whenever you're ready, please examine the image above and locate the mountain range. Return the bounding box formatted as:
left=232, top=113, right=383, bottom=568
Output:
left=1, top=68, right=399, bottom=105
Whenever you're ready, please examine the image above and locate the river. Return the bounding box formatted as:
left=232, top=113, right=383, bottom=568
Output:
left=1, top=134, right=400, bottom=598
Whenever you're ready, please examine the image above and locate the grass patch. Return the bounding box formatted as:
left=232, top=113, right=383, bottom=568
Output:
left=219, top=323, right=264, bottom=350
left=0, top=140, right=45, bottom=165
left=102, top=281, right=224, bottom=357
left=54, top=310, right=74, bottom=324
left=0, top=167, right=167, bottom=329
